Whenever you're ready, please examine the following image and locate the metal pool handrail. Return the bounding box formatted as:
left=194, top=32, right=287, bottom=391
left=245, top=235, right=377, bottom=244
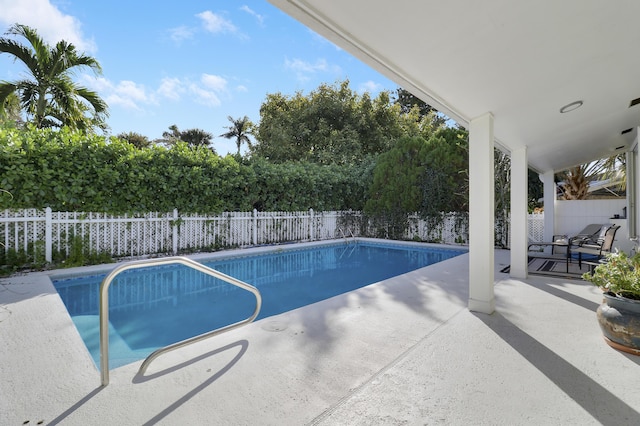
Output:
left=338, top=228, right=355, bottom=241
left=99, top=256, right=262, bottom=386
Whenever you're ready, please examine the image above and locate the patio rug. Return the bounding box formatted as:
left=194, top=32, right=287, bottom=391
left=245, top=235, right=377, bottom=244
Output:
left=500, top=256, right=589, bottom=279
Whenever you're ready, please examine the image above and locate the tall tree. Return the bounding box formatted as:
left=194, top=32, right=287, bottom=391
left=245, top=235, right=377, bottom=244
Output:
left=220, top=115, right=253, bottom=155
left=528, top=170, right=543, bottom=210
left=393, top=88, right=446, bottom=127
left=253, top=80, right=404, bottom=164
left=0, top=24, right=108, bottom=132
left=420, top=127, right=469, bottom=214
left=364, top=128, right=469, bottom=238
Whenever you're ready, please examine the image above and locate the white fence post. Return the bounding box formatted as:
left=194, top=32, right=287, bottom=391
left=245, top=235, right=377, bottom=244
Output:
left=45, top=207, right=52, bottom=262
left=253, top=209, right=258, bottom=246
left=309, top=208, right=314, bottom=241
left=172, top=209, right=178, bottom=254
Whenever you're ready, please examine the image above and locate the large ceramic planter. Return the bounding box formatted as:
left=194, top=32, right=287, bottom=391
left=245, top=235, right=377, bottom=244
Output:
left=596, top=292, right=640, bottom=355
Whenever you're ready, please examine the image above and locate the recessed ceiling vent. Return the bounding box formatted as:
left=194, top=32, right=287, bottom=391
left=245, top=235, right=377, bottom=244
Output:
left=629, top=97, right=640, bottom=108
left=621, top=128, right=633, bottom=135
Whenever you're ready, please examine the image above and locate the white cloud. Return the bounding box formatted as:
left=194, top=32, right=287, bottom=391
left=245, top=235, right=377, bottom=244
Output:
left=236, top=84, right=248, bottom=93
left=187, top=74, right=228, bottom=107
left=82, top=75, right=156, bottom=110
left=168, top=25, right=194, bottom=43
left=240, top=5, right=265, bottom=25
left=105, top=94, right=142, bottom=111
left=189, top=84, right=222, bottom=107
left=284, top=57, right=341, bottom=81
left=158, top=77, right=186, bottom=101
left=85, top=76, right=113, bottom=93
left=84, top=72, right=229, bottom=111
left=105, top=79, right=157, bottom=110
left=201, top=73, right=228, bottom=92
left=285, top=58, right=327, bottom=73
left=196, top=11, right=237, bottom=34
left=0, top=0, right=96, bottom=53
left=115, top=81, right=151, bottom=103
left=358, top=80, right=383, bottom=94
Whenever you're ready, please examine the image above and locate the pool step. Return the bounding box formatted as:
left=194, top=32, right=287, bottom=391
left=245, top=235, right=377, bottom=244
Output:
left=71, top=315, right=150, bottom=369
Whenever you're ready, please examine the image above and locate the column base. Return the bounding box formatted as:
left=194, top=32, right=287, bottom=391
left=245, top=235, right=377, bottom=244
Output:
left=468, top=297, right=495, bottom=314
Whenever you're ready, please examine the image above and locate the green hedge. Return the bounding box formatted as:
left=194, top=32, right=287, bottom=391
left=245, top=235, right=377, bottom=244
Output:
left=0, top=126, right=371, bottom=212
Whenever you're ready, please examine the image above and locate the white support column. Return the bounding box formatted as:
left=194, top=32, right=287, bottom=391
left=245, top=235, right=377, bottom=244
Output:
left=626, top=149, right=636, bottom=242
left=468, top=113, right=495, bottom=314
left=542, top=170, right=556, bottom=247
left=510, top=147, right=528, bottom=278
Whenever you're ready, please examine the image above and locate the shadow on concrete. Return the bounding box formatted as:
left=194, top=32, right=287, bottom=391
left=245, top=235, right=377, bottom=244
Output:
left=477, top=312, right=640, bottom=424
left=138, top=340, right=248, bottom=426
left=520, top=279, right=601, bottom=312
left=46, top=341, right=248, bottom=425
left=132, top=339, right=248, bottom=383
left=47, top=386, right=105, bottom=426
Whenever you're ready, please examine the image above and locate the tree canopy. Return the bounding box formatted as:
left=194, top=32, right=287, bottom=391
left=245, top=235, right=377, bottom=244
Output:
left=252, top=80, right=406, bottom=164
left=393, top=88, right=446, bottom=127
left=365, top=128, right=469, bottom=217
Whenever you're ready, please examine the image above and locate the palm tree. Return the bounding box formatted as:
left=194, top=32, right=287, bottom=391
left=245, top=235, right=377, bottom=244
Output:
left=117, top=132, right=152, bottom=149
left=0, top=23, right=108, bottom=132
left=160, top=124, right=214, bottom=151
left=220, top=115, right=253, bottom=155
left=161, top=124, right=183, bottom=145
left=180, top=128, right=213, bottom=148
left=556, top=154, right=625, bottom=200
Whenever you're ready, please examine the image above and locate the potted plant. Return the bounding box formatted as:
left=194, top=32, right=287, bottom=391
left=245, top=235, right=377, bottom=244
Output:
left=582, top=251, right=640, bottom=355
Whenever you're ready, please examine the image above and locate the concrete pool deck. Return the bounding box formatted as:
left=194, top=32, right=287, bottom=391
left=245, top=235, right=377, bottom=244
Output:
left=1, top=243, right=639, bottom=425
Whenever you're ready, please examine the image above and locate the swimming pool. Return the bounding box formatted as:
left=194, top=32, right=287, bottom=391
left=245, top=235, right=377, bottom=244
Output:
left=52, top=240, right=466, bottom=369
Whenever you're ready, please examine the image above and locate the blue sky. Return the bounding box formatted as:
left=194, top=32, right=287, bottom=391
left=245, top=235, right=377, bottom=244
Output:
left=0, top=0, right=399, bottom=155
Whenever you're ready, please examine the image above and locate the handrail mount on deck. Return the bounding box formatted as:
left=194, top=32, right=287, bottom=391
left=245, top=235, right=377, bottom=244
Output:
left=99, top=256, right=262, bottom=386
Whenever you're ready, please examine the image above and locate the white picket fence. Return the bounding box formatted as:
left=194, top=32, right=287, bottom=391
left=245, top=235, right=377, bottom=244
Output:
left=0, top=208, right=354, bottom=263
left=0, top=208, right=545, bottom=264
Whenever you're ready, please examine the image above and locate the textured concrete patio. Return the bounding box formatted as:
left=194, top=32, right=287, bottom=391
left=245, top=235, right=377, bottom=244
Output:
left=1, top=246, right=639, bottom=425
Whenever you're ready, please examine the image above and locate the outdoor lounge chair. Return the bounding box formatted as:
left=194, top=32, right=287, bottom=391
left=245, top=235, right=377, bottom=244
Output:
left=572, top=224, right=620, bottom=270
left=527, top=223, right=609, bottom=273
left=528, top=223, right=608, bottom=255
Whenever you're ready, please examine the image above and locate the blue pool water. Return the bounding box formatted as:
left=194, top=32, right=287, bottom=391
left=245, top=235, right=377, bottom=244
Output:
left=53, top=241, right=466, bottom=368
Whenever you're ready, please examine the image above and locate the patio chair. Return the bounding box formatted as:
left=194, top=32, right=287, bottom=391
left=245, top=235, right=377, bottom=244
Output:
left=528, top=223, right=607, bottom=255
left=572, top=224, right=620, bottom=270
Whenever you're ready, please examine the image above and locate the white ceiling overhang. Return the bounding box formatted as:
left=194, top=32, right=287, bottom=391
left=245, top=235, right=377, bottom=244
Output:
left=268, top=0, right=640, bottom=173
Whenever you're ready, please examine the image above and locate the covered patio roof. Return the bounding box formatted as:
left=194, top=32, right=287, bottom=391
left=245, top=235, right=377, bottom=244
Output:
left=268, top=0, right=640, bottom=313
left=268, top=0, right=640, bottom=173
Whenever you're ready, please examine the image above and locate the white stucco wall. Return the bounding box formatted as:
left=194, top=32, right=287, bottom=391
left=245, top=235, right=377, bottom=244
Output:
left=554, top=199, right=630, bottom=253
